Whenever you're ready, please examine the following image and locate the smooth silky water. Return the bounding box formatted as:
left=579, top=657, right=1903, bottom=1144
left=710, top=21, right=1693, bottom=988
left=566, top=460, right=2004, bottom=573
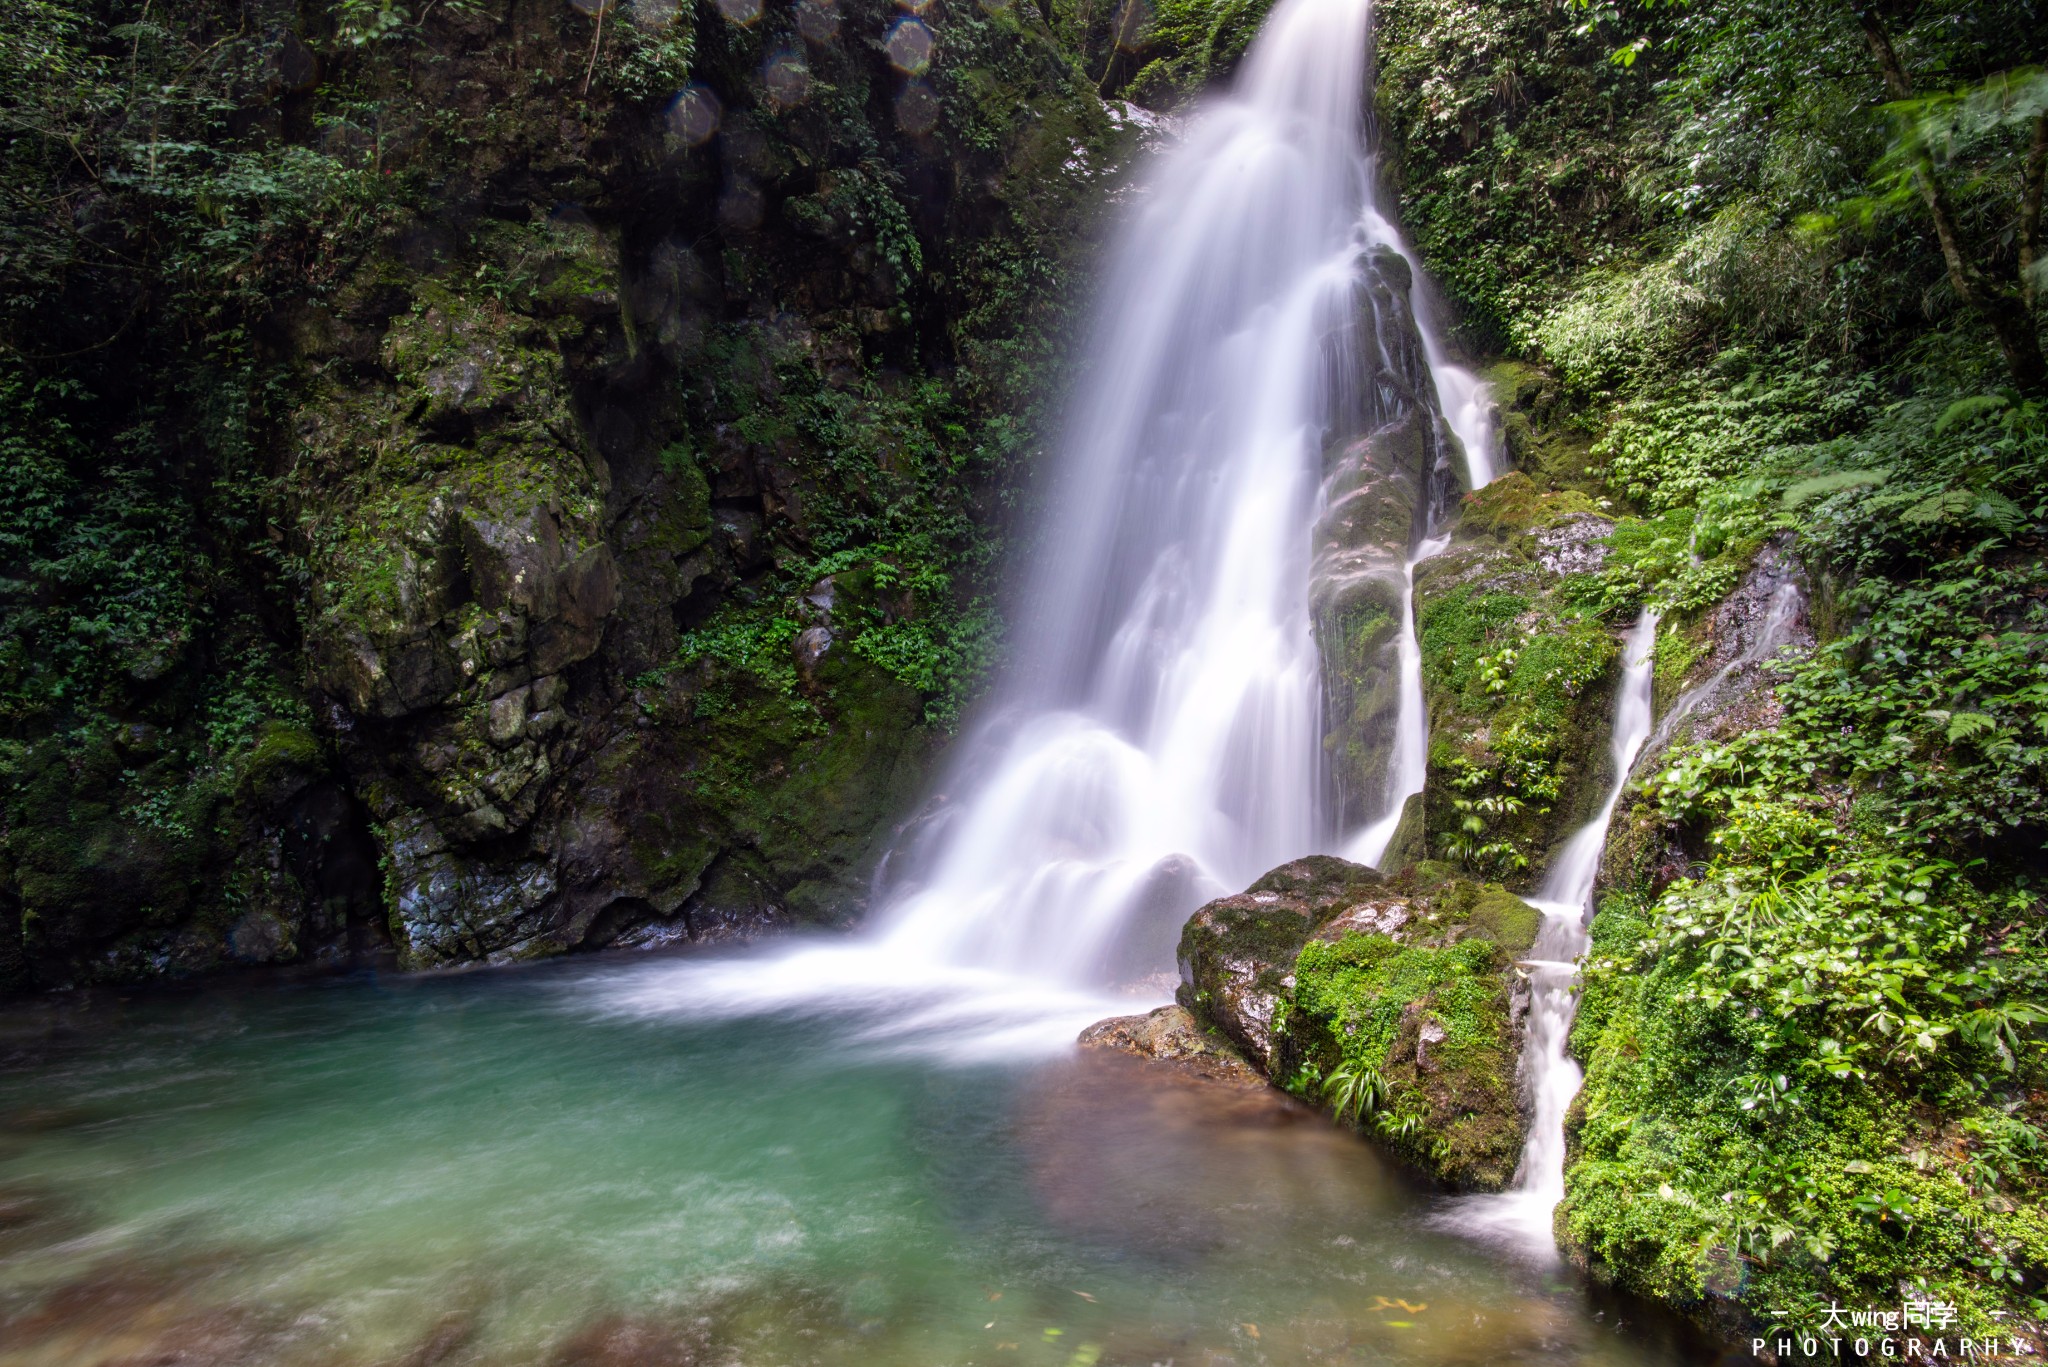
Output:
left=0, top=962, right=1700, bottom=1366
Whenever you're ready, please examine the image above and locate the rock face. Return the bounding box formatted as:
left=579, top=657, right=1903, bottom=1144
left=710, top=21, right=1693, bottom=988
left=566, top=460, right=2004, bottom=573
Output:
left=1173, top=854, right=1539, bottom=1190
left=1409, top=473, right=1625, bottom=886
left=1311, top=247, right=1467, bottom=836
left=0, top=0, right=1128, bottom=989
left=1077, top=1004, right=1262, bottom=1087
left=1600, top=536, right=1813, bottom=897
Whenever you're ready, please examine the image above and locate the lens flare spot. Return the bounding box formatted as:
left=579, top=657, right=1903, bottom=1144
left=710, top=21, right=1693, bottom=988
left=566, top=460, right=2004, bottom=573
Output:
left=666, top=85, right=722, bottom=146
left=883, top=18, right=934, bottom=76
left=795, top=0, right=841, bottom=42
left=719, top=180, right=765, bottom=231
left=628, top=0, right=680, bottom=27
left=894, top=78, right=940, bottom=136
left=713, top=0, right=763, bottom=25
left=762, top=47, right=811, bottom=109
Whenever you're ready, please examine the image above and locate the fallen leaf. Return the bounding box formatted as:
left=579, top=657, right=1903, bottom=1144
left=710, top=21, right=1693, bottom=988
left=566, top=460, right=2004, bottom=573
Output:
left=1072, top=1291, right=1097, bottom=1303
left=1241, top=1323, right=1260, bottom=1339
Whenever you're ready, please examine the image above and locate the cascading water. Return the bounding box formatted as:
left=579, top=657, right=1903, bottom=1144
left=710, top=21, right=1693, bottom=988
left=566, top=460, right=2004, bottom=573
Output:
left=609, top=0, right=1493, bottom=1053
left=1446, top=608, right=1661, bottom=1253
left=872, top=0, right=1386, bottom=988
left=1645, top=580, right=1803, bottom=757
left=1342, top=531, right=1447, bottom=867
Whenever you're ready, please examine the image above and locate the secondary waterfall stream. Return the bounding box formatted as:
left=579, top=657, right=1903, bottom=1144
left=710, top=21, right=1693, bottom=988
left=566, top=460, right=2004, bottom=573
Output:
left=1447, top=609, right=1662, bottom=1253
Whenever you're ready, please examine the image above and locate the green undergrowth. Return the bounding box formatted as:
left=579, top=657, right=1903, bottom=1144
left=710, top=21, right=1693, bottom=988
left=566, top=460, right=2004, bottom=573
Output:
left=1562, top=395, right=2048, bottom=1333
left=1419, top=579, right=1616, bottom=879
left=1378, top=0, right=2048, bottom=1333
left=663, top=326, right=1022, bottom=728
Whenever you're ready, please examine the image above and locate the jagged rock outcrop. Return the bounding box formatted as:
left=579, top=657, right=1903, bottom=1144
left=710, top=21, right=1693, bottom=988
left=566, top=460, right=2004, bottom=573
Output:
left=1599, top=537, right=1813, bottom=897
left=1167, top=853, right=1540, bottom=1190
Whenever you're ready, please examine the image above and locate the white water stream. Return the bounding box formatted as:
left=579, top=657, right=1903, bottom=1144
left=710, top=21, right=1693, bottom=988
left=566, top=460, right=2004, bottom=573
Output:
left=1445, top=608, right=1661, bottom=1254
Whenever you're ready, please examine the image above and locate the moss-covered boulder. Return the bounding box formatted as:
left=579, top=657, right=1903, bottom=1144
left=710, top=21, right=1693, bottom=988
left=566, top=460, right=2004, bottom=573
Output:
left=1281, top=878, right=1538, bottom=1191
left=1175, top=855, right=1539, bottom=1189
left=1175, top=855, right=1387, bottom=1069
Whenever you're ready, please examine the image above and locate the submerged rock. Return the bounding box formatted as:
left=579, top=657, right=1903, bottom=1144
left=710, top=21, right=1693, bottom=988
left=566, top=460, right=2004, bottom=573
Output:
left=1077, top=1004, right=1262, bottom=1087
left=1173, top=854, right=1539, bottom=1191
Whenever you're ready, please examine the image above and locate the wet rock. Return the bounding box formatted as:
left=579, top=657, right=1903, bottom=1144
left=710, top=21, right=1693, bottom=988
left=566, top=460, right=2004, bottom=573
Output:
left=550, top=1314, right=710, bottom=1367
left=1175, top=856, right=1540, bottom=1191
left=1603, top=536, right=1813, bottom=895
left=1309, top=248, right=1464, bottom=833
left=793, top=625, right=833, bottom=688
left=1175, top=855, right=1386, bottom=1070
left=1077, top=1004, right=1262, bottom=1086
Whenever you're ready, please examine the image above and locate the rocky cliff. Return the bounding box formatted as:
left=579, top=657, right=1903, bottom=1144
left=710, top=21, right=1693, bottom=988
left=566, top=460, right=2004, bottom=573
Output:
left=0, top=0, right=1127, bottom=989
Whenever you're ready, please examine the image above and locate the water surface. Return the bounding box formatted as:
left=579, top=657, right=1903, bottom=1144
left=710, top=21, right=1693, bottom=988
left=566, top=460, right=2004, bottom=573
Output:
left=0, top=953, right=1706, bottom=1366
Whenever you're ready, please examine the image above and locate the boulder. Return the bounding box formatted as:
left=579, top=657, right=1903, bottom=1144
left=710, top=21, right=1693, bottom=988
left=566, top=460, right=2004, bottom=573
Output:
left=1174, top=854, right=1541, bottom=1191
left=1077, top=1004, right=1262, bottom=1087
left=1174, top=855, right=1387, bottom=1070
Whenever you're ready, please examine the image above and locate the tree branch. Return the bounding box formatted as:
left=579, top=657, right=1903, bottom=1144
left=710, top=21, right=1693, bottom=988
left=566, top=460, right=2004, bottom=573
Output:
left=1851, top=2, right=2046, bottom=391
left=2022, top=109, right=2046, bottom=311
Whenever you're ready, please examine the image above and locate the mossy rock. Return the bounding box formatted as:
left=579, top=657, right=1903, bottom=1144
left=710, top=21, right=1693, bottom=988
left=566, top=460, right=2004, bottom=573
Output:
left=1458, top=471, right=1602, bottom=540
left=1175, top=855, right=1387, bottom=1070
left=1174, top=855, right=1538, bottom=1191
left=1286, top=930, right=1525, bottom=1190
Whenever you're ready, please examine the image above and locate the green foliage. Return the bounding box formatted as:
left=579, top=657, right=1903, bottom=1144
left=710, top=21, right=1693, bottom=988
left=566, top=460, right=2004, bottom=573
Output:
left=1592, top=352, right=1877, bottom=511
left=1282, top=924, right=1525, bottom=1185
left=1572, top=421, right=2048, bottom=1331
left=668, top=328, right=1024, bottom=726
left=1420, top=582, right=1616, bottom=871
left=1113, top=0, right=1279, bottom=107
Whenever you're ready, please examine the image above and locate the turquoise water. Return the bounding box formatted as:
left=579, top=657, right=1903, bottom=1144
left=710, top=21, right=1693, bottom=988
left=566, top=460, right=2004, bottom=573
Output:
left=0, top=951, right=1706, bottom=1365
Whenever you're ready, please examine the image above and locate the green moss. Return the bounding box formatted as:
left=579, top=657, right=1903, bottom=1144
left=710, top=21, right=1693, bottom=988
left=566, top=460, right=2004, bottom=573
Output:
left=1458, top=471, right=1601, bottom=539
left=1566, top=890, right=2048, bottom=1334
left=1417, top=574, right=1617, bottom=879
left=1285, top=929, right=1524, bottom=1189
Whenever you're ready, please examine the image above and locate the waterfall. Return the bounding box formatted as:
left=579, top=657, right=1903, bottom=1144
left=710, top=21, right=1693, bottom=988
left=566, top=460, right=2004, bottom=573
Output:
left=606, top=0, right=1497, bottom=1053
left=873, top=0, right=1421, bottom=984
left=1445, top=608, right=1660, bottom=1254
